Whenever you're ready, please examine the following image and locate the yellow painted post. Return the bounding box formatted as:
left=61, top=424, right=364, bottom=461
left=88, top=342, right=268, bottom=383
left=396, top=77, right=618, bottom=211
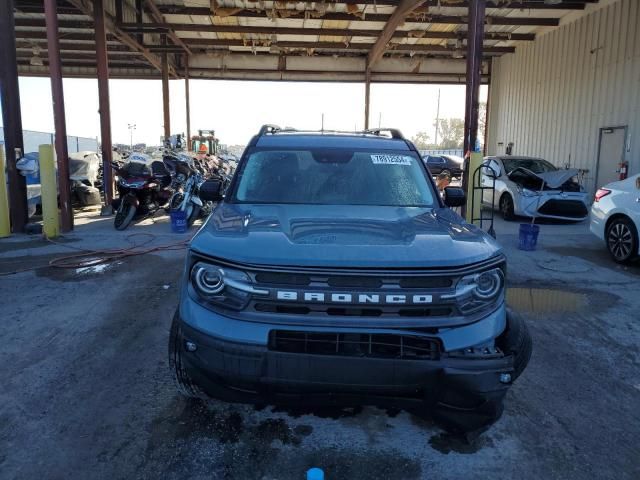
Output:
left=0, top=147, right=10, bottom=237
left=465, top=152, right=483, bottom=225
left=39, top=144, right=59, bottom=238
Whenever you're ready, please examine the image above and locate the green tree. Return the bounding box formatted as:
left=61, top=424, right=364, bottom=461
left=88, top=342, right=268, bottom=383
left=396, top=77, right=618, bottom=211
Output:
left=435, top=118, right=465, bottom=149
left=410, top=131, right=431, bottom=150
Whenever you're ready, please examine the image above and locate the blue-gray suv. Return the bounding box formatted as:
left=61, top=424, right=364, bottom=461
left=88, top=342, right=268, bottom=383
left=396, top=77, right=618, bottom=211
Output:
left=169, top=125, right=532, bottom=432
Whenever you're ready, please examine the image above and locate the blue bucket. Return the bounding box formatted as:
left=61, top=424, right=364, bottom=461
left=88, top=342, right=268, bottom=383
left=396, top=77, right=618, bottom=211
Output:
left=170, top=210, right=188, bottom=233
left=518, top=224, right=540, bottom=251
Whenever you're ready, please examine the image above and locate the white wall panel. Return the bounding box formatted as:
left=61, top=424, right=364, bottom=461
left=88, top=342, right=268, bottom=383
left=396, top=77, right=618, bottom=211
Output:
left=487, top=0, right=640, bottom=193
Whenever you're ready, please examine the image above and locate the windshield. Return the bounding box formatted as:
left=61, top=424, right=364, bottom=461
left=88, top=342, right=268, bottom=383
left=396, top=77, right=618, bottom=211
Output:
left=232, top=148, right=437, bottom=207
left=502, top=157, right=557, bottom=175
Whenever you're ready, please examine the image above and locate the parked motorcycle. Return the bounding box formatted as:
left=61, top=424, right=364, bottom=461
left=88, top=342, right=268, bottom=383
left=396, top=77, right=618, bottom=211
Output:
left=112, top=153, right=174, bottom=230
left=169, top=168, right=206, bottom=228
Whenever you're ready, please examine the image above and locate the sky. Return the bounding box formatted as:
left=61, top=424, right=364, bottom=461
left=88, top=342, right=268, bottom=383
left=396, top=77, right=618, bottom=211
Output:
left=1, top=77, right=487, bottom=147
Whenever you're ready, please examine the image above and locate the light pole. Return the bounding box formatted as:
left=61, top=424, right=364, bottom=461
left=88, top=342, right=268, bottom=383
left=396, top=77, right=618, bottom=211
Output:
left=127, top=123, right=136, bottom=150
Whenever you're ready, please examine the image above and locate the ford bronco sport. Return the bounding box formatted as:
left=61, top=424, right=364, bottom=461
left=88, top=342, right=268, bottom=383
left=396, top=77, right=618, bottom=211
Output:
left=169, top=125, right=532, bottom=432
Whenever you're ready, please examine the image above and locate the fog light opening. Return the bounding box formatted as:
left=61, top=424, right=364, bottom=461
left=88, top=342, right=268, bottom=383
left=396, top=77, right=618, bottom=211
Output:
left=185, top=341, right=197, bottom=352
left=499, top=373, right=512, bottom=384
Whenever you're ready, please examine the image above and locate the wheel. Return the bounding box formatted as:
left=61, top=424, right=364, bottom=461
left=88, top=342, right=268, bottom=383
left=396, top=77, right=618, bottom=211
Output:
left=499, top=193, right=515, bottom=221
left=168, top=312, right=204, bottom=398
left=169, top=192, right=184, bottom=211
left=606, top=216, right=638, bottom=263
left=186, top=203, right=201, bottom=227
left=497, top=309, right=533, bottom=381
left=114, top=199, right=136, bottom=230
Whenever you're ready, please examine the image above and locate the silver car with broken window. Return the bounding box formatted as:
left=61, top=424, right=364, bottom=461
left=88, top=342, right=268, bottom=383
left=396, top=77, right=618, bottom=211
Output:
left=480, top=156, right=590, bottom=221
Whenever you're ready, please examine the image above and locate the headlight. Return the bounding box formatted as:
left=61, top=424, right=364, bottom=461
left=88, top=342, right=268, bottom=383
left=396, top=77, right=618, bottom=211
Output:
left=447, top=267, right=505, bottom=314
left=190, top=262, right=264, bottom=310
left=516, top=185, right=539, bottom=197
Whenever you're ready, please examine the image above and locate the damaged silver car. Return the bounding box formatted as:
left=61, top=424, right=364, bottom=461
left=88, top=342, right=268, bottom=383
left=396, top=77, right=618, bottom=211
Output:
left=481, top=156, right=589, bottom=221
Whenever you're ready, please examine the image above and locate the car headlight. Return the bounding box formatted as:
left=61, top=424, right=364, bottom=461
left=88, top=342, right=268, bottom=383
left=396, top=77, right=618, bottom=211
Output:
left=516, top=185, right=539, bottom=197
left=190, top=262, right=265, bottom=311
left=447, top=267, right=505, bottom=314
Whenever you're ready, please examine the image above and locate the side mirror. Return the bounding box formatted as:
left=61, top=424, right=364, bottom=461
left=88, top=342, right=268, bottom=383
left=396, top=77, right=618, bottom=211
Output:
left=200, top=178, right=223, bottom=202
left=443, top=186, right=466, bottom=207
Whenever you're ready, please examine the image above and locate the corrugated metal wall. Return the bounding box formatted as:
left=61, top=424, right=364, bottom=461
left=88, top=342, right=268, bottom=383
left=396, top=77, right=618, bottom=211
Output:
left=487, top=0, right=640, bottom=194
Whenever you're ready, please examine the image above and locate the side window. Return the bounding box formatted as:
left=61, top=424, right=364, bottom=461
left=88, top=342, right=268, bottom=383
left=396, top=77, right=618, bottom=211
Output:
left=428, top=156, right=444, bottom=164
left=482, top=159, right=501, bottom=178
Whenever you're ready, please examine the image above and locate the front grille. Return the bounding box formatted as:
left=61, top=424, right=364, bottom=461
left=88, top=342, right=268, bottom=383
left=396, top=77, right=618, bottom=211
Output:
left=538, top=200, right=588, bottom=218
left=254, top=303, right=453, bottom=317
left=268, top=330, right=440, bottom=360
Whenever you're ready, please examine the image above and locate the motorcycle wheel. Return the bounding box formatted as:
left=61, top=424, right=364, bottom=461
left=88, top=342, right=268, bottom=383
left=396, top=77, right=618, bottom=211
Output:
left=186, top=203, right=201, bottom=228
left=114, top=199, right=136, bottom=230
left=169, top=192, right=184, bottom=211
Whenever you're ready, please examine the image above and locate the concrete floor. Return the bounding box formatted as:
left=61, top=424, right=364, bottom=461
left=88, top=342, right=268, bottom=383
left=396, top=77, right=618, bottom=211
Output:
left=1, top=209, right=639, bottom=480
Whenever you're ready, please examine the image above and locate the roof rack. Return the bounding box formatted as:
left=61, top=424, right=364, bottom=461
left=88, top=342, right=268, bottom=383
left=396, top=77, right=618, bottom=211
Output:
left=362, top=128, right=405, bottom=140
left=258, top=124, right=406, bottom=140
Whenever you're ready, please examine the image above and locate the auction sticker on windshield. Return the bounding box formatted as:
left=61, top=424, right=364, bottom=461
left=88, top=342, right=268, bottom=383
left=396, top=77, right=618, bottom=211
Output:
left=371, top=154, right=413, bottom=166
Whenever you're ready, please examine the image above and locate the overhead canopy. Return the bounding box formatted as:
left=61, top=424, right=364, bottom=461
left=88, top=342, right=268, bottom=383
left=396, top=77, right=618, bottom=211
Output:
left=13, top=0, right=600, bottom=83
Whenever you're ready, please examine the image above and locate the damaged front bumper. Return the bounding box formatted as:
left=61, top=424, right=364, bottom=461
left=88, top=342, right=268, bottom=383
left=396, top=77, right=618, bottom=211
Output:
left=515, top=192, right=589, bottom=221
left=175, top=299, right=515, bottom=431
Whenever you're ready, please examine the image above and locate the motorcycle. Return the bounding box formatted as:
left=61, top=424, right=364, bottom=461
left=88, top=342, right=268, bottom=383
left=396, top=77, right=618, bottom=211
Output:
left=169, top=168, right=207, bottom=228
left=112, top=153, right=174, bottom=230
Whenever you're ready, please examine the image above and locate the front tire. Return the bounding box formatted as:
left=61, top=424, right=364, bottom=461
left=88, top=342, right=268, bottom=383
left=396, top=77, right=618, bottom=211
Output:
left=499, top=193, right=515, bottom=221
left=114, top=199, right=136, bottom=230
left=168, top=312, right=204, bottom=398
left=606, top=217, right=638, bottom=264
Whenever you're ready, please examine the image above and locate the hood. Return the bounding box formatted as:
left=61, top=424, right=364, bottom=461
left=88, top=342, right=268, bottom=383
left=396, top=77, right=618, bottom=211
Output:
left=190, top=204, right=502, bottom=268
left=532, top=168, right=580, bottom=188
left=509, top=167, right=580, bottom=189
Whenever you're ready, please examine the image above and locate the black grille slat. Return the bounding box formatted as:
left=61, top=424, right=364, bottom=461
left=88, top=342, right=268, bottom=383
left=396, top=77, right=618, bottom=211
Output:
left=269, top=331, right=440, bottom=360
left=538, top=200, right=588, bottom=218
left=254, top=303, right=452, bottom=317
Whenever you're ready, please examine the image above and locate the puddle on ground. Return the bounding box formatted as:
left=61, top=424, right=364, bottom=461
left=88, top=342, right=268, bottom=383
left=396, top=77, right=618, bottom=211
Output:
left=507, top=287, right=588, bottom=314
left=75, top=260, right=123, bottom=275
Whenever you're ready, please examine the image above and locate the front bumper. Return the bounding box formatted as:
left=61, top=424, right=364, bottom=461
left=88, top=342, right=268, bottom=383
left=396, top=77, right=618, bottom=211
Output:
left=515, top=193, right=589, bottom=221
left=175, top=301, right=515, bottom=431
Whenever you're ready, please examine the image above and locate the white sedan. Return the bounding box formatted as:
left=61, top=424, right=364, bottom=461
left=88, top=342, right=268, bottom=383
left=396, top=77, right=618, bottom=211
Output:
left=481, top=156, right=590, bottom=221
left=590, top=174, right=640, bottom=263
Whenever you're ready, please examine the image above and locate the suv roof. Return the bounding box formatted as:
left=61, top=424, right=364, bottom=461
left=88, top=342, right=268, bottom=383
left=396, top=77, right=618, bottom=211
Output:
left=250, top=124, right=414, bottom=151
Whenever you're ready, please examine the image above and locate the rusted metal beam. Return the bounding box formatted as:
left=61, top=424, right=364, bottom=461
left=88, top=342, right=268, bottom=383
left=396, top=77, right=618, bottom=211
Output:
left=161, top=37, right=171, bottom=140
left=94, top=0, right=114, bottom=210
left=167, top=38, right=514, bottom=55
left=0, top=0, right=28, bottom=232
left=184, top=57, right=191, bottom=147
left=117, top=22, right=536, bottom=41
left=368, top=0, right=427, bottom=69
left=144, top=0, right=192, bottom=55
left=66, top=0, right=177, bottom=77
left=364, top=69, right=371, bottom=130
left=464, top=0, right=486, bottom=155
left=155, top=0, right=591, bottom=13
left=154, top=6, right=560, bottom=25
left=44, top=0, right=73, bottom=232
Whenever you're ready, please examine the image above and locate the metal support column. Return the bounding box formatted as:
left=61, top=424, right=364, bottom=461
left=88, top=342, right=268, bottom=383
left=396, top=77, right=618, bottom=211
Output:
left=185, top=57, right=191, bottom=151
left=463, top=0, right=486, bottom=155
left=95, top=0, right=114, bottom=211
left=0, top=0, right=28, bottom=232
left=162, top=37, right=171, bottom=141
left=461, top=0, right=486, bottom=218
left=364, top=70, right=371, bottom=130
left=44, top=0, right=73, bottom=232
